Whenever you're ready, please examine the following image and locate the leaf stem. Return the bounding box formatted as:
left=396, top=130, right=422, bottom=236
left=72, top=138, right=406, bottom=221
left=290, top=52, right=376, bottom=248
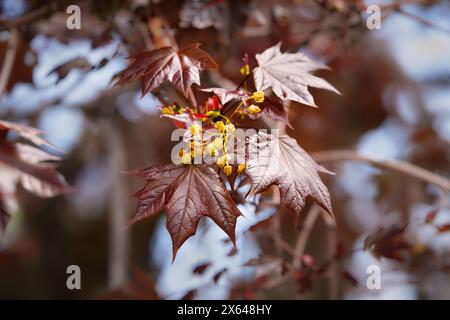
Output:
left=228, top=101, right=245, bottom=120
left=187, top=87, right=199, bottom=109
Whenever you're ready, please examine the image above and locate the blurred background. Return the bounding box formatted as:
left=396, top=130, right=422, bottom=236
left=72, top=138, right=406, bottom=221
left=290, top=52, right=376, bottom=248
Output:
left=0, top=0, right=449, bottom=299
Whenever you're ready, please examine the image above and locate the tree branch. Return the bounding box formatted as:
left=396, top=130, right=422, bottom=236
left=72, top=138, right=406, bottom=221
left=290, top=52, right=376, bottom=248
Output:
left=0, top=2, right=63, bottom=32
left=311, top=150, right=450, bottom=192
left=323, top=212, right=338, bottom=300
left=0, top=28, right=19, bottom=98
left=292, top=205, right=320, bottom=270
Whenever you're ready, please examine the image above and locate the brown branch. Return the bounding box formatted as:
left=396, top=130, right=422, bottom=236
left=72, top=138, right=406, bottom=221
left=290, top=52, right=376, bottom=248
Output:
left=271, top=210, right=283, bottom=257
left=397, top=7, right=450, bottom=35
left=0, top=2, right=63, bottom=32
left=0, top=28, right=19, bottom=98
left=292, top=205, right=320, bottom=269
left=262, top=205, right=320, bottom=293
left=323, top=212, right=338, bottom=300
left=267, top=232, right=296, bottom=256
left=311, top=150, right=450, bottom=192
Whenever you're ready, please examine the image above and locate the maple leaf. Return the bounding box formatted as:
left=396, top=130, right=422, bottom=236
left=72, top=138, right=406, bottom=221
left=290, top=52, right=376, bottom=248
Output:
left=15, top=144, right=73, bottom=197
left=0, top=121, right=72, bottom=237
left=0, top=120, right=73, bottom=198
left=0, top=120, right=59, bottom=150
left=0, top=150, right=71, bottom=235
left=117, top=43, right=218, bottom=97
left=127, top=164, right=241, bottom=259
left=245, top=132, right=333, bottom=215
left=253, top=43, right=340, bottom=107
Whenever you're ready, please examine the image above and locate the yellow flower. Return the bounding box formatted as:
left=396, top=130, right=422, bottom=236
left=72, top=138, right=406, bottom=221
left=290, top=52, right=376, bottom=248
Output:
left=206, top=142, right=219, bottom=156
left=160, top=106, right=174, bottom=115
left=247, top=104, right=261, bottom=114
left=217, top=154, right=230, bottom=168
left=223, top=164, right=233, bottom=176
left=251, top=91, right=265, bottom=103
left=240, top=64, right=250, bottom=76
left=189, top=124, right=202, bottom=136
left=237, top=163, right=246, bottom=174
left=214, top=121, right=226, bottom=132
left=181, top=152, right=192, bottom=164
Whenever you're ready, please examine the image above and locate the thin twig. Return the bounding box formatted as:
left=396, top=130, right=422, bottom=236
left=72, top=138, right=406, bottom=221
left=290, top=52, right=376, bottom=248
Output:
left=187, top=87, right=199, bottom=109
left=311, top=150, right=450, bottom=192
left=292, top=205, right=321, bottom=269
left=271, top=212, right=283, bottom=257
left=397, top=7, right=450, bottom=35
left=0, top=28, right=19, bottom=98
left=0, top=6, right=48, bottom=31
left=0, top=1, right=66, bottom=32
left=322, top=212, right=338, bottom=300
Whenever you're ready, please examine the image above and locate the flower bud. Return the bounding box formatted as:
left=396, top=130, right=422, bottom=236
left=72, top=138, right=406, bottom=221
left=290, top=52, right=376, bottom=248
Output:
left=247, top=104, right=261, bottom=114
left=223, top=164, right=233, bottom=176
left=252, top=91, right=265, bottom=103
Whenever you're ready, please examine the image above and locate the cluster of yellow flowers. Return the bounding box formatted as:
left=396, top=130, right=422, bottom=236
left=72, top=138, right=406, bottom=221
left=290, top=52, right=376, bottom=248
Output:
left=237, top=91, right=265, bottom=117
left=180, top=123, right=203, bottom=164
left=180, top=120, right=246, bottom=176
left=240, top=64, right=250, bottom=76
left=174, top=90, right=266, bottom=177
left=160, top=104, right=185, bottom=115
left=251, top=91, right=265, bottom=103
left=212, top=121, right=246, bottom=176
